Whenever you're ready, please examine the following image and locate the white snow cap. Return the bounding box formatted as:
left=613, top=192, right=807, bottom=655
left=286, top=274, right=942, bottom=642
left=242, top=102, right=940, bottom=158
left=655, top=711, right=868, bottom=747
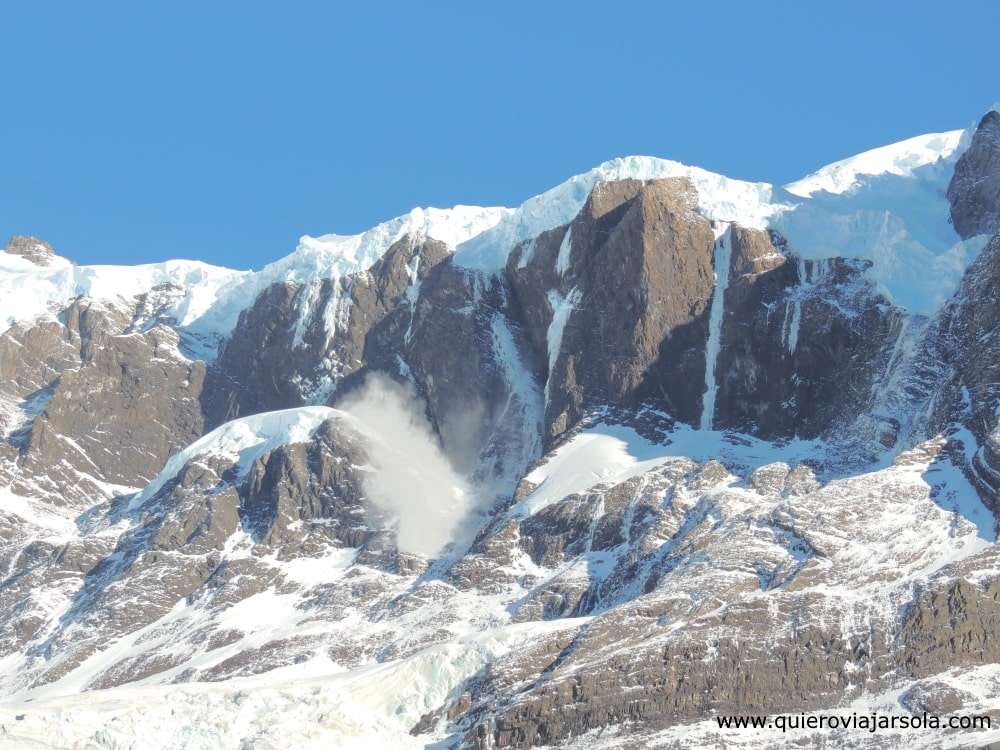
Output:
left=784, top=130, right=964, bottom=198
left=0, top=250, right=249, bottom=337
left=3, top=111, right=994, bottom=337
left=453, top=156, right=782, bottom=270
left=280, top=205, right=512, bottom=284
left=0, top=205, right=509, bottom=339
left=131, top=406, right=340, bottom=508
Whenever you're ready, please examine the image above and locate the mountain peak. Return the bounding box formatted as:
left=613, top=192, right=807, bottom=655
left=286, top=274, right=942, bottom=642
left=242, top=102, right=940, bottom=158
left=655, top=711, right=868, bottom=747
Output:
left=2, top=235, right=70, bottom=267
left=784, top=129, right=965, bottom=198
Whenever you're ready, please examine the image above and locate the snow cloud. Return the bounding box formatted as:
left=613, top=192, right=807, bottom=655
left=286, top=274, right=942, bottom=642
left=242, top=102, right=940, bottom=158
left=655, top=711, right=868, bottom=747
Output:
left=340, top=374, right=473, bottom=557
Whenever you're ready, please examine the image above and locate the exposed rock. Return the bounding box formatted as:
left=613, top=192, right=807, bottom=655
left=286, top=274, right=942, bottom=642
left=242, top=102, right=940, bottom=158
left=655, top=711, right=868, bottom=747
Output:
left=206, top=235, right=451, bottom=425
left=1, top=298, right=209, bottom=505
left=949, top=110, right=1000, bottom=238
left=2, top=235, right=62, bottom=266
left=507, top=178, right=715, bottom=442
left=899, top=681, right=971, bottom=715
left=898, top=576, right=1000, bottom=678
left=713, top=233, right=901, bottom=438
left=5, top=138, right=1000, bottom=749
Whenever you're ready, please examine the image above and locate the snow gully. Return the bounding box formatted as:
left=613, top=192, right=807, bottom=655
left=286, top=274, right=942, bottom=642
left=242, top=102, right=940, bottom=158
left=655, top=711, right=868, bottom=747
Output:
left=700, top=223, right=732, bottom=431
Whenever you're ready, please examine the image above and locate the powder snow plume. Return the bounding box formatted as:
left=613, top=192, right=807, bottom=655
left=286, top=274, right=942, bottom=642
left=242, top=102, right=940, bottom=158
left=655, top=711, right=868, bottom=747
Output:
left=340, top=373, right=472, bottom=557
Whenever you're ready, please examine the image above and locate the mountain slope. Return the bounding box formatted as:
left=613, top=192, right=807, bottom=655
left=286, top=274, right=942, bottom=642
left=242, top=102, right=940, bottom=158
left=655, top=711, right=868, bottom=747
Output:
left=1, top=108, right=999, bottom=749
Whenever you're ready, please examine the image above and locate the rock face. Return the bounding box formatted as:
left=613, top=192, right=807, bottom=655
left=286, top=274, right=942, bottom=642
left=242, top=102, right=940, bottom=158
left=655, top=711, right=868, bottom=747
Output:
left=2, top=111, right=1000, bottom=749
left=2, top=235, right=61, bottom=266
left=206, top=236, right=452, bottom=423
left=712, top=231, right=901, bottom=439
left=1, top=297, right=208, bottom=504
left=920, top=231, right=1000, bottom=507
left=546, top=179, right=716, bottom=435
left=949, top=110, right=1000, bottom=238
left=436, top=437, right=998, bottom=749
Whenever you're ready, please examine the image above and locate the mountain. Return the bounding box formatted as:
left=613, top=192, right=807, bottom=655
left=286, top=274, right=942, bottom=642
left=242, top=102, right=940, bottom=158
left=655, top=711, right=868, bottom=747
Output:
left=1, top=107, right=999, bottom=749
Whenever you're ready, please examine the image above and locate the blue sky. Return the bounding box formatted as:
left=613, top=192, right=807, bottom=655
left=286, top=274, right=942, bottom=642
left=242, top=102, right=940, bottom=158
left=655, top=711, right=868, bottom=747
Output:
left=2, top=1, right=998, bottom=268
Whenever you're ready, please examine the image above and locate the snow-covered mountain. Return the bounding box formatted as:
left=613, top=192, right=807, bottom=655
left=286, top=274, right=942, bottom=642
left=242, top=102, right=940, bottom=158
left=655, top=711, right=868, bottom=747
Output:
left=1, top=108, right=999, bottom=749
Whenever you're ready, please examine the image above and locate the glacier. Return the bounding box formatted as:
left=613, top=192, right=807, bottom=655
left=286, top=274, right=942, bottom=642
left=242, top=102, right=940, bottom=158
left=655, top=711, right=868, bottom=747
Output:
left=0, top=122, right=987, bottom=342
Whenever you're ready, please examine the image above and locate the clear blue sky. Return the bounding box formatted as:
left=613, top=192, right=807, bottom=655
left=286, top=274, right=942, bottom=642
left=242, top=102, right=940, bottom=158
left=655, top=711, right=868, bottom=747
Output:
left=3, top=1, right=998, bottom=268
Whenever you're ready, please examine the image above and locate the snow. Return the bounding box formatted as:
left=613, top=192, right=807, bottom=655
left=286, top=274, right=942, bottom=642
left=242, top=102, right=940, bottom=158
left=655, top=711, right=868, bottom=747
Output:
left=5, top=113, right=1000, bottom=746
left=296, top=205, right=510, bottom=273
left=193, top=205, right=508, bottom=350
left=0, top=619, right=580, bottom=750
left=0, top=251, right=248, bottom=337
left=129, top=406, right=341, bottom=510
left=0, top=488, right=78, bottom=539
left=784, top=130, right=964, bottom=198
left=0, top=205, right=509, bottom=344
left=544, top=287, right=581, bottom=402
left=774, top=129, right=985, bottom=316
left=516, top=422, right=682, bottom=518
left=449, top=126, right=982, bottom=318
left=454, top=155, right=784, bottom=270
left=700, top=226, right=732, bottom=430
left=1, top=121, right=988, bottom=339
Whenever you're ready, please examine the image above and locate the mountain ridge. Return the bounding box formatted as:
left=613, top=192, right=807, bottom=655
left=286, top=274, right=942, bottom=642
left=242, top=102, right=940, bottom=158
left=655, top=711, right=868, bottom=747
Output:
left=1, top=107, right=999, bottom=749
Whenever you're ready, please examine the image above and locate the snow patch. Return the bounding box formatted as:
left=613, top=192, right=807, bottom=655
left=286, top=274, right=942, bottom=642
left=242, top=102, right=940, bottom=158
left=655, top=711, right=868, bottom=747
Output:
left=555, top=226, right=573, bottom=275
left=129, top=406, right=340, bottom=510
left=545, top=288, right=581, bottom=403
left=517, top=423, right=678, bottom=517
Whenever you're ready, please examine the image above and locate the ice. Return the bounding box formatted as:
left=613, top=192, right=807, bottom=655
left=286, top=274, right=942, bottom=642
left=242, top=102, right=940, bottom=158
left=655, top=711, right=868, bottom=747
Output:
left=455, top=155, right=783, bottom=271
left=0, top=252, right=249, bottom=338
left=1, top=121, right=988, bottom=341
left=786, top=299, right=802, bottom=353
left=450, top=124, right=983, bottom=319
left=0, top=205, right=509, bottom=346
left=555, top=226, right=573, bottom=274
left=544, top=287, right=581, bottom=403
left=0, top=619, right=580, bottom=750
left=700, top=226, right=733, bottom=430
left=485, top=314, right=545, bottom=490
left=774, top=129, right=987, bottom=316
left=784, top=130, right=964, bottom=197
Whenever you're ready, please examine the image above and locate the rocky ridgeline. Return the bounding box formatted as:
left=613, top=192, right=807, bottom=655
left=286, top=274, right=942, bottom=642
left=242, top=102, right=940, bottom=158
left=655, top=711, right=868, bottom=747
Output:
left=0, top=112, right=999, bottom=749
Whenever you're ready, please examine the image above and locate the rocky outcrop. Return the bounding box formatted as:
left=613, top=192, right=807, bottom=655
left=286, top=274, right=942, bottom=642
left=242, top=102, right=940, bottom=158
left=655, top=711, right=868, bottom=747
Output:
left=206, top=235, right=451, bottom=425
left=5, top=118, right=1000, bottom=749
left=210, top=231, right=542, bottom=487
left=2, top=235, right=62, bottom=266
left=1, top=298, right=208, bottom=504
left=2, top=414, right=379, bottom=693
left=898, top=575, right=1000, bottom=679
left=922, top=232, right=1000, bottom=508
left=506, top=178, right=715, bottom=441
left=949, top=110, right=1000, bottom=239
left=237, top=419, right=371, bottom=547
left=712, top=231, right=902, bottom=439
left=408, top=438, right=995, bottom=749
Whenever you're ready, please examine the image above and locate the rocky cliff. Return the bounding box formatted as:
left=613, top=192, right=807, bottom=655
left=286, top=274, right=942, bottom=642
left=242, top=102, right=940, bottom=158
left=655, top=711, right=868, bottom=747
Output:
left=1, top=111, right=999, bottom=749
